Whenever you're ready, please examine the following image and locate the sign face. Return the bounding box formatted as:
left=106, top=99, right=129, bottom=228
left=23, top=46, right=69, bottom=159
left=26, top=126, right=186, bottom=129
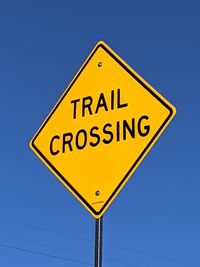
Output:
left=30, top=41, right=176, bottom=218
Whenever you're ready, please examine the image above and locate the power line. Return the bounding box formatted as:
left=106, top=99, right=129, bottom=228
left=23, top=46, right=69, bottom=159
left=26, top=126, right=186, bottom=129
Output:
left=0, top=242, right=92, bottom=265
left=0, top=216, right=90, bottom=242
left=0, top=233, right=142, bottom=267
left=0, top=232, right=91, bottom=256
left=104, top=243, right=200, bottom=267
left=0, top=216, right=199, bottom=267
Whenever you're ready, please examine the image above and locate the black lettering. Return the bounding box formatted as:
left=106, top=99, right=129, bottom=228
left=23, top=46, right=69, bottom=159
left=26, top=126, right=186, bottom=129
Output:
left=95, top=93, right=108, bottom=114
left=103, top=123, right=114, bottom=144
left=117, top=88, right=128, bottom=109
left=89, top=126, right=100, bottom=147
left=62, top=133, right=73, bottom=152
left=111, top=89, right=114, bottom=110
left=71, top=99, right=80, bottom=119
left=138, top=115, right=150, bottom=137
left=123, top=118, right=135, bottom=140
left=75, top=129, right=87, bottom=150
left=82, top=96, right=93, bottom=117
left=50, top=135, right=60, bottom=155
left=116, top=121, right=120, bottom=141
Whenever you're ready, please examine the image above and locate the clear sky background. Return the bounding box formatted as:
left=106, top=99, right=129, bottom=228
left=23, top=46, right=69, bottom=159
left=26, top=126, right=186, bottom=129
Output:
left=0, top=0, right=200, bottom=266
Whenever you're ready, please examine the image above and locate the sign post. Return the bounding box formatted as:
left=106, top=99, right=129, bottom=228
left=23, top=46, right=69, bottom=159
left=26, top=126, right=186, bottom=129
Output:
left=94, top=217, right=103, bottom=267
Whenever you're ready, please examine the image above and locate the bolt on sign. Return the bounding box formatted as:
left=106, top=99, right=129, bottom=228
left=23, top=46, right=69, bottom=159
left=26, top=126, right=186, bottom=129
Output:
left=30, top=41, right=176, bottom=219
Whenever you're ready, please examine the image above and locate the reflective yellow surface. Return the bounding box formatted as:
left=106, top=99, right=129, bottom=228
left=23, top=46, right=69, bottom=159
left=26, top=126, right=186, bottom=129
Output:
left=30, top=41, right=176, bottom=218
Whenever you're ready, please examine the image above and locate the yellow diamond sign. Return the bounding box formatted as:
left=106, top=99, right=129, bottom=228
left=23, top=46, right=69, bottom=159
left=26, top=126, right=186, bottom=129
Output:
left=30, top=41, right=176, bottom=218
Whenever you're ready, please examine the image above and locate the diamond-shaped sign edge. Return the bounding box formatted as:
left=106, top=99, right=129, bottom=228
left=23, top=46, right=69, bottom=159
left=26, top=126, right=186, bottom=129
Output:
left=30, top=41, right=176, bottom=218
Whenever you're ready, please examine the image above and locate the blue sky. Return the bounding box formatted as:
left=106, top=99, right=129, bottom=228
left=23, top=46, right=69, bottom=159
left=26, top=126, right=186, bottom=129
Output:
left=0, top=0, right=200, bottom=266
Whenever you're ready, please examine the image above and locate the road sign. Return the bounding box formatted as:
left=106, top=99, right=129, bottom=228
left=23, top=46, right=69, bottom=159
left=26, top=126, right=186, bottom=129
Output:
left=30, top=41, right=176, bottom=218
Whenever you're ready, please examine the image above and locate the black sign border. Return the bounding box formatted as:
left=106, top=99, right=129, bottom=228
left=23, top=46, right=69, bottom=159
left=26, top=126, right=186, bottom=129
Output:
left=31, top=42, right=174, bottom=217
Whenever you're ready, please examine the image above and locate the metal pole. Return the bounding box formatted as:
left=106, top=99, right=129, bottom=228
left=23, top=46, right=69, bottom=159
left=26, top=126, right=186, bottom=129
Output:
left=94, top=216, right=103, bottom=267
